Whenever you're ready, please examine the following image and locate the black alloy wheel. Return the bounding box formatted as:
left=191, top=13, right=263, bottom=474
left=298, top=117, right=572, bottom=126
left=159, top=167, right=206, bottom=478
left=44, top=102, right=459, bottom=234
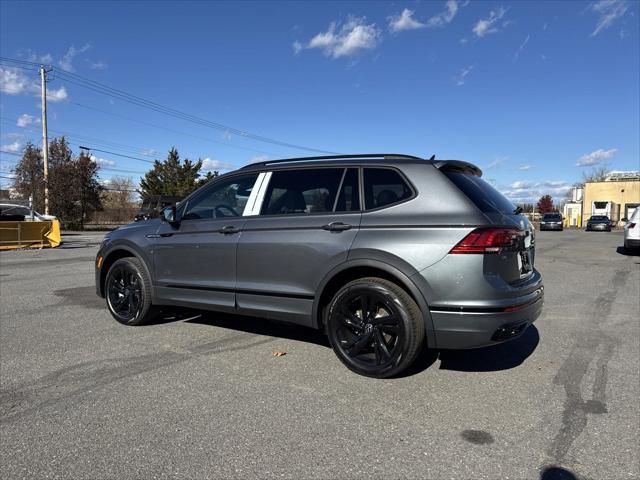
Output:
left=105, top=257, right=158, bottom=325
left=326, top=277, right=424, bottom=378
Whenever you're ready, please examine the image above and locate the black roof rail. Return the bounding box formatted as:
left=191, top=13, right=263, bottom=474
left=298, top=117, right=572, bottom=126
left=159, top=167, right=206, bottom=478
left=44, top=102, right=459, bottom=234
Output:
left=241, top=153, right=429, bottom=170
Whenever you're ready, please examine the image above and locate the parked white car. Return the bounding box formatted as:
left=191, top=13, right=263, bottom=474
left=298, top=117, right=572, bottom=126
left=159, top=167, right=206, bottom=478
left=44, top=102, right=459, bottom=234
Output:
left=0, top=203, right=58, bottom=221
left=624, top=207, right=640, bottom=250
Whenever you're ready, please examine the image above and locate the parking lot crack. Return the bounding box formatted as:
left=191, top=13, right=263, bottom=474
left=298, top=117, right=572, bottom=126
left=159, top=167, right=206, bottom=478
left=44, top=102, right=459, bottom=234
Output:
left=547, top=270, right=628, bottom=464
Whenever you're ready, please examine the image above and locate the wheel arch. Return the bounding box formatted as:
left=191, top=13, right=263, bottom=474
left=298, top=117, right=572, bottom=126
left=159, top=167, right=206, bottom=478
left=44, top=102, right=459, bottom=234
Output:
left=313, top=259, right=435, bottom=347
left=99, top=246, right=153, bottom=298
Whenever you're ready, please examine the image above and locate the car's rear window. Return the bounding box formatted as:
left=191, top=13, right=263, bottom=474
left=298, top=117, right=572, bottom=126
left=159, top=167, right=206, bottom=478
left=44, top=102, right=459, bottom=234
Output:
left=442, top=170, right=516, bottom=215
left=543, top=213, right=562, bottom=220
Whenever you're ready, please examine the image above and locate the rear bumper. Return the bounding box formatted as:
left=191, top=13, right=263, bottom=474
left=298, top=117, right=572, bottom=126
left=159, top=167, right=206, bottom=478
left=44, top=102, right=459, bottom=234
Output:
left=587, top=224, right=611, bottom=231
left=429, top=286, right=544, bottom=349
left=625, top=238, right=640, bottom=248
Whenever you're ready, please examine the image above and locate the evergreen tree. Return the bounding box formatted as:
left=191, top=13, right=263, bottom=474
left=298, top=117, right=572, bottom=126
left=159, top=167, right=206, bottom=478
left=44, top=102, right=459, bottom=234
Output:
left=74, top=151, right=104, bottom=228
left=196, top=170, right=219, bottom=188
left=139, top=147, right=203, bottom=199
left=11, top=143, right=44, bottom=211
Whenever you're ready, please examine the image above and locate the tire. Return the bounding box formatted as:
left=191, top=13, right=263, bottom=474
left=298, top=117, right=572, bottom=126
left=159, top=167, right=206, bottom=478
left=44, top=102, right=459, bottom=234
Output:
left=326, top=277, right=425, bottom=378
left=105, top=257, right=159, bottom=326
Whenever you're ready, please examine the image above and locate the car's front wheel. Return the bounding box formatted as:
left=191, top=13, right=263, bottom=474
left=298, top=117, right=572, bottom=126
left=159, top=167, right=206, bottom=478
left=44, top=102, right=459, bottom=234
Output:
left=326, top=277, right=425, bottom=378
left=105, top=257, right=158, bottom=325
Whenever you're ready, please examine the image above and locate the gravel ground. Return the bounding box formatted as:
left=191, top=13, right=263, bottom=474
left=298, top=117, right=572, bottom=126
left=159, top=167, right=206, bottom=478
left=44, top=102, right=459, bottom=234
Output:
left=1, top=229, right=638, bottom=479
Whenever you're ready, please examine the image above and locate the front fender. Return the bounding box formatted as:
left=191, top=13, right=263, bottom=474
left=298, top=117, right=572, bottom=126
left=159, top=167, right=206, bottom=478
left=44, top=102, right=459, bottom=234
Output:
left=97, top=240, right=155, bottom=300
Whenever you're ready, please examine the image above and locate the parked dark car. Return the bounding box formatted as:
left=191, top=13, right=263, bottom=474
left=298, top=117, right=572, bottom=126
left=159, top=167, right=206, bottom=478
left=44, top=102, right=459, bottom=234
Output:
left=95, top=154, right=544, bottom=378
left=586, top=215, right=612, bottom=231
left=540, top=212, right=563, bottom=231
left=134, top=195, right=182, bottom=222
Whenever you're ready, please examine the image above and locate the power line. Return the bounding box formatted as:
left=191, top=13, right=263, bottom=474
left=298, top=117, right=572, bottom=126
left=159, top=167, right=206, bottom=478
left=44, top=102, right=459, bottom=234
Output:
left=0, top=57, right=315, bottom=157
left=50, top=68, right=337, bottom=154
left=71, top=102, right=283, bottom=157
left=0, top=117, right=160, bottom=158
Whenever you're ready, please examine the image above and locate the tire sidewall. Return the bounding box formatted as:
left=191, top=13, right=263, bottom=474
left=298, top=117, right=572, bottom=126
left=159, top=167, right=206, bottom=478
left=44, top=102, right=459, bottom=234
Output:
left=105, top=258, right=151, bottom=325
left=326, top=280, right=415, bottom=378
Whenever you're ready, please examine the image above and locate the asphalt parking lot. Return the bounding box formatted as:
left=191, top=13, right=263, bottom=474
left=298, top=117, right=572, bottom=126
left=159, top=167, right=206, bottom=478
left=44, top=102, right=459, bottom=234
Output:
left=1, top=229, right=638, bottom=479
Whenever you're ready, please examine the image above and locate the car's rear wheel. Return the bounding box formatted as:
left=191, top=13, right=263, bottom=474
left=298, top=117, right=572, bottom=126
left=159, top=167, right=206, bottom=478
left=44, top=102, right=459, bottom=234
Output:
left=105, top=257, right=158, bottom=325
left=326, top=277, right=425, bottom=378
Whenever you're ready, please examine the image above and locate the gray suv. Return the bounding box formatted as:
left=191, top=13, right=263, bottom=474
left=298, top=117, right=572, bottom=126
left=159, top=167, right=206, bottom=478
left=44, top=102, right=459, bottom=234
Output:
left=96, top=154, right=543, bottom=378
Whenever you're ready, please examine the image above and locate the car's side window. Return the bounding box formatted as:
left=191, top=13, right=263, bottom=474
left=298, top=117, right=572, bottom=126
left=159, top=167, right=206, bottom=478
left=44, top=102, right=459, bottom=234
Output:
left=334, top=168, right=360, bottom=212
left=261, top=168, right=344, bottom=215
left=363, top=168, right=412, bottom=210
left=182, top=174, right=259, bottom=221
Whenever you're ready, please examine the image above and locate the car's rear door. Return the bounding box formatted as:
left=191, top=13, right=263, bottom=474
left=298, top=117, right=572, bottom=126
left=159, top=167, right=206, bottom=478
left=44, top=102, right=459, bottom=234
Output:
left=235, top=167, right=362, bottom=326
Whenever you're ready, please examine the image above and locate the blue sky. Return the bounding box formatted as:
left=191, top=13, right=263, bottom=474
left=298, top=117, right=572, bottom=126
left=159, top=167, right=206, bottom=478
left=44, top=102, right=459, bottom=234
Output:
left=1, top=0, right=638, bottom=204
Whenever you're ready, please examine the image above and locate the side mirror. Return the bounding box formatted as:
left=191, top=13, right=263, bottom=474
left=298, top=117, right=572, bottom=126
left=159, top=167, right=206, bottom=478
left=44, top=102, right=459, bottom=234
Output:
left=160, top=205, right=179, bottom=226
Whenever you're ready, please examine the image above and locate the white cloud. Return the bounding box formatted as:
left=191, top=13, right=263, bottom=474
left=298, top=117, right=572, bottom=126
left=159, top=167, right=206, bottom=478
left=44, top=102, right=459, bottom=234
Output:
left=576, top=148, right=617, bottom=166
left=485, top=155, right=508, bottom=169
left=514, top=35, right=530, bottom=61
left=222, top=130, right=232, bottom=141
left=473, top=6, right=507, bottom=38
left=19, top=49, right=53, bottom=64
left=426, top=0, right=459, bottom=28
left=388, top=9, right=426, bottom=33
left=47, top=86, right=68, bottom=102
left=294, top=17, right=381, bottom=58
left=0, top=66, right=67, bottom=102
left=90, top=155, right=116, bottom=167
left=453, top=65, right=474, bottom=86
left=140, top=148, right=156, bottom=157
left=59, top=43, right=92, bottom=71
left=511, top=180, right=533, bottom=189
left=88, top=60, right=108, bottom=70
left=201, top=158, right=235, bottom=171
left=590, top=0, right=629, bottom=36
left=17, top=114, right=40, bottom=127
left=502, top=180, right=571, bottom=203
left=519, top=164, right=532, bottom=171
left=2, top=141, right=22, bottom=153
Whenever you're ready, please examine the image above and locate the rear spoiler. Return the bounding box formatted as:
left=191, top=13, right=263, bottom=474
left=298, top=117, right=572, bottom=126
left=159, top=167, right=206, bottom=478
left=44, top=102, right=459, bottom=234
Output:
left=433, top=160, right=483, bottom=177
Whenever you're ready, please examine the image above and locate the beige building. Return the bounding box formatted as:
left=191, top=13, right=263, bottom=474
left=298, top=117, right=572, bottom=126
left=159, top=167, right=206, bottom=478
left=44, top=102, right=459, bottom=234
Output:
left=583, top=174, right=640, bottom=224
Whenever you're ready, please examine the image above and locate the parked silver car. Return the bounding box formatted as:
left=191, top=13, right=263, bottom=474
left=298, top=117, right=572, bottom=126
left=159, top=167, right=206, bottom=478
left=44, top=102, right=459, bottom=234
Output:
left=0, top=203, right=57, bottom=222
left=95, top=154, right=543, bottom=377
left=624, top=208, right=640, bottom=250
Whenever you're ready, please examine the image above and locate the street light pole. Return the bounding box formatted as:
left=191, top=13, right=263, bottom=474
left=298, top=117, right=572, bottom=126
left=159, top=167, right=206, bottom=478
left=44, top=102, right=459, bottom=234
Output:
left=40, top=66, right=50, bottom=215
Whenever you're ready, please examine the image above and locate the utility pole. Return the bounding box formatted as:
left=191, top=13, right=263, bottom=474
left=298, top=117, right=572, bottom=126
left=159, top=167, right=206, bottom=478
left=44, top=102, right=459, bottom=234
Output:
left=40, top=66, right=51, bottom=215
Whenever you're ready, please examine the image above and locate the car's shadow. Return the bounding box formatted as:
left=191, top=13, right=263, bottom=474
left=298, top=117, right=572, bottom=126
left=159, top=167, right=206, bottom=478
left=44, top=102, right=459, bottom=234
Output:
left=148, top=309, right=539, bottom=377
left=154, top=308, right=330, bottom=347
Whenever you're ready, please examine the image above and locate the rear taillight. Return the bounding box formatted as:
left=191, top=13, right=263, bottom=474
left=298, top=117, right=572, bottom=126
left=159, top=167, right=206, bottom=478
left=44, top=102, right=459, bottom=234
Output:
left=629, top=223, right=636, bottom=229
left=450, top=228, right=523, bottom=254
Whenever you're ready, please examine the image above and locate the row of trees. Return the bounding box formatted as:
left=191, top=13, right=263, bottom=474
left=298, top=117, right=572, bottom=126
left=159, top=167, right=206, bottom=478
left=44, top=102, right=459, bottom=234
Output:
left=13, top=138, right=103, bottom=229
left=11, top=139, right=218, bottom=228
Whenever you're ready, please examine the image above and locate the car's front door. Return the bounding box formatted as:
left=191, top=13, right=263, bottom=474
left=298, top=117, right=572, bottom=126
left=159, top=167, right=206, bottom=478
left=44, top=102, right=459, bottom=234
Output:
left=236, top=167, right=362, bottom=326
left=153, top=173, right=259, bottom=311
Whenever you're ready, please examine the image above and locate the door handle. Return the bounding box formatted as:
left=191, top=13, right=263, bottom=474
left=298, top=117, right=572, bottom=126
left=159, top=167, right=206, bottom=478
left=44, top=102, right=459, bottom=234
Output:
left=322, top=222, right=352, bottom=232
left=218, top=225, right=240, bottom=235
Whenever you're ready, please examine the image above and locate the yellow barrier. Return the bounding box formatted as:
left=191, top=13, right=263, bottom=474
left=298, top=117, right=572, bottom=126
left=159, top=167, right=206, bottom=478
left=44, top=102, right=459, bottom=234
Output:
left=0, top=220, right=62, bottom=250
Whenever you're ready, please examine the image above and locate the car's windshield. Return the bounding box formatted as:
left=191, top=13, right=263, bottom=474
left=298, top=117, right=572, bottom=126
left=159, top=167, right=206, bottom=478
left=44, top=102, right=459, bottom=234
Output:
left=0, top=205, right=30, bottom=216
left=591, top=216, right=608, bottom=220
left=543, top=213, right=561, bottom=220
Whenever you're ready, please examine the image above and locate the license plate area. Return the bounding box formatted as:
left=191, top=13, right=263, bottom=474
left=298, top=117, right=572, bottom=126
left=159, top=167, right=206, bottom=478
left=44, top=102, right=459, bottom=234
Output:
left=518, top=249, right=533, bottom=276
